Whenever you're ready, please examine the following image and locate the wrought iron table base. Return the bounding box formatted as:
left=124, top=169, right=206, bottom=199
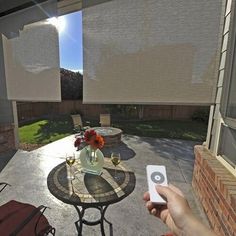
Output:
left=74, top=205, right=113, bottom=236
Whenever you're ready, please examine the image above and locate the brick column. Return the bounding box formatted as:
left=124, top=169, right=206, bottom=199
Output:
left=192, top=145, right=236, bottom=236
left=0, top=124, right=15, bottom=153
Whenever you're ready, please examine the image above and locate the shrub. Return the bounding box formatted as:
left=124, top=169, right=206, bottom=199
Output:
left=191, top=108, right=209, bottom=124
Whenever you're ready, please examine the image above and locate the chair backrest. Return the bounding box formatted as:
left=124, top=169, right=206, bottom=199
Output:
left=0, top=200, right=55, bottom=236
left=0, top=183, right=55, bottom=235
left=71, top=114, right=83, bottom=128
left=100, top=114, right=111, bottom=127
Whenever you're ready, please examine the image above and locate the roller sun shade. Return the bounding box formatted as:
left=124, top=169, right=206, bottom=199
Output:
left=0, top=0, right=61, bottom=101
left=83, top=0, right=224, bottom=104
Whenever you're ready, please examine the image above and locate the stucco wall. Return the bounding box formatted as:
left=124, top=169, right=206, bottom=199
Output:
left=0, top=31, right=15, bottom=152
left=0, top=36, right=13, bottom=124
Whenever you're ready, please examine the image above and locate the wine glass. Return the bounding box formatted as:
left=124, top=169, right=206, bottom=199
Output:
left=111, top=152, right=121, bottom=179
left=66, top=154, right=75, bottom=180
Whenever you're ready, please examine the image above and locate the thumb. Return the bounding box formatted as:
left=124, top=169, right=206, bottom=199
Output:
left=156, top=185, right=176, bottom=202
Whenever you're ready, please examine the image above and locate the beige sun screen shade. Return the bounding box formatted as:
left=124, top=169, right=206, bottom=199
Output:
left=0, top=0, right=61, bottom=102
left=83, top=0, right=224, bottom=105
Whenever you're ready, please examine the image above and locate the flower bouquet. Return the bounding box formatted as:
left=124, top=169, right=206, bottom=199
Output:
left=74, top=129, right=105, bottom=175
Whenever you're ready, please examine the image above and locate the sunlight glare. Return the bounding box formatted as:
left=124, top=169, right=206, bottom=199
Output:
left=47, top=16, right=66, bottom=33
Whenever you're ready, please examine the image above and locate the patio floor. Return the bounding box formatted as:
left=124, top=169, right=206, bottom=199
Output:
left=0, top=135, right=209, bottom=236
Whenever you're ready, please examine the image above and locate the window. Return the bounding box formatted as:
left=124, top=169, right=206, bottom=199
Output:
left=226, top=47, right=236, bottom=119
left=219, top=3, right=236, bottom=168
left=218, top=124, right=236, bottom=167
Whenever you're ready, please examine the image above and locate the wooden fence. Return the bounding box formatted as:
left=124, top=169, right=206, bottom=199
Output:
left=17, top=101, right=208, bottom=123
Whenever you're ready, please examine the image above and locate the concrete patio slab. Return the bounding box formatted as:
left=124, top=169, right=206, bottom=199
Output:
left=0, top=135, right=209, bottom=236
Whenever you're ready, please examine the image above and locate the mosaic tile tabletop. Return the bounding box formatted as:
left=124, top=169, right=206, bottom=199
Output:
left=47, top=158, right=136, bottom=206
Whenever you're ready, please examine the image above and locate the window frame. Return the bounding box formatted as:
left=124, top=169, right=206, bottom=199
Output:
left=0, top=0, right=48, bottom=17
left=221, top=1, right=236, bottom=129
left=218, top=123, right=236, bottom=168
left=218, top=0, right=236, bottom=173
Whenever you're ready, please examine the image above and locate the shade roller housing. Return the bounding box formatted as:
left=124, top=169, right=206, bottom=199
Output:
left=83, top=0, right=224, bottom=104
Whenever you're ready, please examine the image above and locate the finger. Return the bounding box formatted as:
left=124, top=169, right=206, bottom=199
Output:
left=143, top=191, right=150, bottom=201
left=159, top=208, right=169, bottom=223
left=155, top=185, right=176, bottom=202
left=151, top=208, right=157, bottom=216
left=168, top=184, right=185, bottom=197
left=151, top=207, right=165, bottom=218
left=146, top=201, right=155, bottom=211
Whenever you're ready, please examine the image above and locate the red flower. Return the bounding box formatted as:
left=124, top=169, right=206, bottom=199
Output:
left=90, top=135, right=104, bottom=149
left=74, top=137, right=81, bottom=147
left=74, top=129, right=105, bottom=151
left=84, top=129, right=97, bottom=144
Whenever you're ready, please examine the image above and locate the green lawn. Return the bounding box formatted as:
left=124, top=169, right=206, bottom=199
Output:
left=19, top=116, right=73, bottom=144
left=19, top=116, right=207, bottom=144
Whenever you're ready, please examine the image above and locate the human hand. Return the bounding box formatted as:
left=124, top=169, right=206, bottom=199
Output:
left=143, top=184, right=194, bottom=236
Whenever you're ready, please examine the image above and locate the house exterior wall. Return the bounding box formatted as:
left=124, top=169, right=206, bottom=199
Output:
left=192, top=1, right=236, bottom=235
left=0, top=123, right=15, bottom=153
left=0, top=37, right=13, bottom=123
left=0, top=100, right=13, bottom=123
left=0, top=36, right=15, bottom=153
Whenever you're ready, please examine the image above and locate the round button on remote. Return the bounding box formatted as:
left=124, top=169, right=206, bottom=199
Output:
left=151, top=171, right=165, bottom=184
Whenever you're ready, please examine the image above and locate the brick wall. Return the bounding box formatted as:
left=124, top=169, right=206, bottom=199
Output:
left=0, top=124, right=15, bottom=153
left=192, top=145, right=236, bottom=236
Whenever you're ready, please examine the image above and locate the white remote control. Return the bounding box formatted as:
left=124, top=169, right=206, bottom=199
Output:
left=146, top=165, right=168, bottom=204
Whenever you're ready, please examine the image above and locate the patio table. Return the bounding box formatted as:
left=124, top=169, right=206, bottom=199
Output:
left=47, top=158, right=135, bottom=236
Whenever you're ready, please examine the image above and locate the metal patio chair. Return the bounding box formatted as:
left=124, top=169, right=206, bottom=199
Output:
left=71, top=114, right=90, bottom=134
left=0, top=183, right=55, bottom=236
left=99, top=114, right=111, bottom=127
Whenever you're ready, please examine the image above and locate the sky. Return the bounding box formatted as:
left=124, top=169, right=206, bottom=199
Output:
left=58, top=11, right=83, bottom=73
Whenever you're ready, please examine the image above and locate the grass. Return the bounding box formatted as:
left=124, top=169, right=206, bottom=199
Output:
left=19, top=116, right=207, bottom=144
left=19, top=116, right=73, bottom=144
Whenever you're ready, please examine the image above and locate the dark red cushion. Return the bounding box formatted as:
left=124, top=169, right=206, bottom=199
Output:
left=0, top=200, right=51, bottom=236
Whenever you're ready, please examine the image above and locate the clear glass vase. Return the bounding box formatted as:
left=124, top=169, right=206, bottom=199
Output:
left=79, top=145, right=104, bottom=175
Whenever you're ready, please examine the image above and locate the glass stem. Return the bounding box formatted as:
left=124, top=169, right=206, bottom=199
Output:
left=115, top=167, right=117, bottom=177
left=70, top=166, right=73, bottom=178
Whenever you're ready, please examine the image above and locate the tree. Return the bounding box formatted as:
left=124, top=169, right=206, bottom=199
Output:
left=60, top=68, right=83, bottom=100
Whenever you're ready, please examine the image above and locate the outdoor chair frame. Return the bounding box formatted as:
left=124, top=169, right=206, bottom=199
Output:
left=0, top=183, right=56, bottom=236
left=99, top=114, right=111, bottom=127
left=71, top=114, right=90, bottom=133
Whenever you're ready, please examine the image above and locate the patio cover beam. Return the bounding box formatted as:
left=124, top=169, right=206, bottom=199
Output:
left=0, top=0, right=48, bottom=17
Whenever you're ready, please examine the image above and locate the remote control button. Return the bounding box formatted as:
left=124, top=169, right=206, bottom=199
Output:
left=151, top=171, right=165, bottom=184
